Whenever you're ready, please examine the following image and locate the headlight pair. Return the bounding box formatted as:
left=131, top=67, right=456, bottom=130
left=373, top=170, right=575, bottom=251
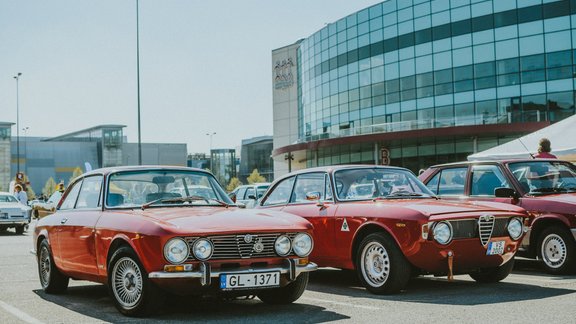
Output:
left=275, top=233, right=313, bottom=257
left=164, top=238, right=213, bottom=264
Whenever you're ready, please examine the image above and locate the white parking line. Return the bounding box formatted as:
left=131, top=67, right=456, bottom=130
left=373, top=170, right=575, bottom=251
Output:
left=301, top=297, right=381, bottom=311
left=0, top=300, right=44, bottom=324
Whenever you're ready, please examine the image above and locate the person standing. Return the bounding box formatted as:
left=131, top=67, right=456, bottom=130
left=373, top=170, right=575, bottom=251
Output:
left=534, top=138, right=557, bottom=159
left=14, top=184, right=28, bottom=205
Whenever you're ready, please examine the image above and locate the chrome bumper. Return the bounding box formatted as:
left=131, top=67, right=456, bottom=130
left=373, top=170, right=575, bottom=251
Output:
left=148, top=259, right=317, bottom=286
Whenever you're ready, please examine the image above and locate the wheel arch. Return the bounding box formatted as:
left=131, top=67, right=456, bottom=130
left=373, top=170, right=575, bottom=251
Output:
left=351, top=222, right=400, bottom=268
left=106, top=235, right=139, bottom=274
left=529, top=215, right=572, bottom=256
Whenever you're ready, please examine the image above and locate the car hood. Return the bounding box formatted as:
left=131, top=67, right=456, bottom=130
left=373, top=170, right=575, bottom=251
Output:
left=0, top=202, right=29, bottom=210
left=348, top=199, right=524, bottom=219
left=404, top=200, right=523, bottom=216
left=136, top=207, right=312, bottom=234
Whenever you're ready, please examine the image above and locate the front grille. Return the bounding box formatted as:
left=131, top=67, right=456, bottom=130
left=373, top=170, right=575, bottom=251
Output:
left=448, top=217, right=510, bottom=243
left=478, top=214, right=495, bottom=246
left=185, top=233, right=296, bottom=261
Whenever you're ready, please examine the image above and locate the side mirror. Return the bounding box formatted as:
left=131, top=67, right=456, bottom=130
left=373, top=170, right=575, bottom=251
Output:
left=495, top=187, right=520, bottom=199
left=306, top=192, right=321, bottom=201
left=247, top=194, right=257, bottom=200
left=236, top=202, right=246, bottom=209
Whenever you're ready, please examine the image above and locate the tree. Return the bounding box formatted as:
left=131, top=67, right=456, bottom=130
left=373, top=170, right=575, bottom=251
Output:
left=43, top=177, right=57, bottom=197
left=226, top=177, right=242, bottom=192
left=69, top=167, right=83, bottom=185
left=247, top=169, right=266, bottom=184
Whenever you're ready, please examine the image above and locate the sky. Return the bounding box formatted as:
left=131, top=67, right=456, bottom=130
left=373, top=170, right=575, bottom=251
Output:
left=0, top=0, right=382, bottom=154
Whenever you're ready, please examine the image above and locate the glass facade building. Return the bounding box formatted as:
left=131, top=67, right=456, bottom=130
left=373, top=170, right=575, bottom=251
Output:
left=272, top=0, right=576, bottom=175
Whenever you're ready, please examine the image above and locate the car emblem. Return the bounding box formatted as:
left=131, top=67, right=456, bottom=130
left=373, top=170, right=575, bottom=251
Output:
left=244, top=234, right=253, bottom=243
left=253, top=238, right=264, bottom=253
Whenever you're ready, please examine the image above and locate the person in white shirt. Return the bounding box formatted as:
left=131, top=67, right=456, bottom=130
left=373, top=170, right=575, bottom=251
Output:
left=14, top=184, right=28, bottom=205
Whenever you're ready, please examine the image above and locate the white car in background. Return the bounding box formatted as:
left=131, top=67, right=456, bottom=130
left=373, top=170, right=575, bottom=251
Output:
left=229, top=183, right=271, bottom=208
left=0, top=192, right=32, bottom=234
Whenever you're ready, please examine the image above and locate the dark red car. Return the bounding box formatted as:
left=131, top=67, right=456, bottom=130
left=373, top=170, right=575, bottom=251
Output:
left=32, top=166, right=316, bottom=316
left=419, top=159, right=576, bottom=274
left=257, top=165, right=528, bottom=294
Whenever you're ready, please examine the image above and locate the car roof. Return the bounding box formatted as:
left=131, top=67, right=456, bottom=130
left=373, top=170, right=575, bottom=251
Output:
left=273, top=165, right=410, bottom=182
left=427, top=158, right=564, bottom=169
left=81, top=165, right=209, bottom=177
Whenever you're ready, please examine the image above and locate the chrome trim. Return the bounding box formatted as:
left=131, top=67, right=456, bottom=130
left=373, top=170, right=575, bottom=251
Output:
left=478, top=214, right=495, bottom=247
left=148, top=260, right=318, bottom=285
left=571, top=228, right=576, bottom=241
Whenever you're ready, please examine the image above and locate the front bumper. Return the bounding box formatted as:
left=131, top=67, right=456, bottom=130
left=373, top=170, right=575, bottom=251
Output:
left=148, top=258, right=317, bottom=286
left=0, top=219, right=29, bottom=226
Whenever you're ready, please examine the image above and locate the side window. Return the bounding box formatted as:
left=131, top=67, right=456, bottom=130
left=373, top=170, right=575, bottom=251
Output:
left=291, top=173, right=325, bottom=203
left=325, top=174, right=334, bottom=201
left=262, top=177, right=295, bottom=206
left=59, top=180, right=83, bottom=210
left=437, top=167, right=467, bottom=196
left=426, top=172, right=440, bottom=194
left=245, top=187, right=256, bottom=199
left=237, top=187, right=247, bottom=200
left=75, top=176, right=103, bottom=209
left=471, top=165, right=510, bottom=196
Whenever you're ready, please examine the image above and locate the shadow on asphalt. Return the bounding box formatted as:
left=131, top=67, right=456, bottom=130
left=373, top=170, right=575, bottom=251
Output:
left=33, top=284, right=347, bottom=323
left=305, top=263, right=576, bottom=306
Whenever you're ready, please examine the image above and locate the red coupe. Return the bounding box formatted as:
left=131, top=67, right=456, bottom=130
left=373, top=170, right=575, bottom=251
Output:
left=419, top=159, right=576, bottom=274
left=257, top=165, right=528, bottom=294
left=32, top=166, right=316, bottom=316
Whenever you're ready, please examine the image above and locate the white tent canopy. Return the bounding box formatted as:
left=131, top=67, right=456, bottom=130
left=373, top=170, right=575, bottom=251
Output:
left=468, top=114, right=576, bottom=162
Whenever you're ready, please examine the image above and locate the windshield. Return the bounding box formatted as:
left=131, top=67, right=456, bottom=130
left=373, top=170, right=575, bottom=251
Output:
left=106, top=170, right=233, bottom=208
left=508, top=161, right=576, bottom=194
left=334, top=167, right=435, bottom=201
left=0, top=194, right=18, bottom=203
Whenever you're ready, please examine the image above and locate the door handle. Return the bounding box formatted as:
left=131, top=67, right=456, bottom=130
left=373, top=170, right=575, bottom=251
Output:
left=60, top=218, right=68, bottom=224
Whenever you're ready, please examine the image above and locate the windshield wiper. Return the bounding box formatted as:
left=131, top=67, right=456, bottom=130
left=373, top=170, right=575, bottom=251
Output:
left=141, top=196, right=229, bottom=210
left=529, top=187, right=567, bottom=195
left=373, top=192, right=425, bottom=200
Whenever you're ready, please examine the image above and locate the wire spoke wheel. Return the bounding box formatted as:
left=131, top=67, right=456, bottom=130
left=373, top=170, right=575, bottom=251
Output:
left=111, top=257, right=143, bottom=309
left=541, top=233, right=567, bottom=269
left=39, top=245, right=51, bottom=287
left=361, top=241, right=390, bottom=287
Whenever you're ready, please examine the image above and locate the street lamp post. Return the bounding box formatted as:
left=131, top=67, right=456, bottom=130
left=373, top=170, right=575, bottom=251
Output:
left=136, top=0, right=142, bottom=165
left=206, top=132, right=216, bottom=169
left=13, top=72, right=22, bottom=175
left=22, top=127, right=29, bottom=174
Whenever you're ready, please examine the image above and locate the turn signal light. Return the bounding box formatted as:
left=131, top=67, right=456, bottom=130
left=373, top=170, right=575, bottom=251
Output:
left=164, top=264, right=193, bottom=272
left=297, top=258, right=309, bottom=266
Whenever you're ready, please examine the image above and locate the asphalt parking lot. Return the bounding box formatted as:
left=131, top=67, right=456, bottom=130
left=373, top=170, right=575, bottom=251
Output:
left=1, top=222, right=575, bottom=323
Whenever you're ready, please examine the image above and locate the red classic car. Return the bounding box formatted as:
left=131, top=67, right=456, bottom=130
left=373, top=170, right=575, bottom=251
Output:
left=257, top=165, right=528, bottom=294
left=32, top=166, right=316, bottom=316
left=419, top=159, right=576, bottom=274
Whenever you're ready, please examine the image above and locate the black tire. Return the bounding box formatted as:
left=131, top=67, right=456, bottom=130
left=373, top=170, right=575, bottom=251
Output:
left=257, top=272, right=309, bottom=304
left=355, top=232, right=411, bottom=294
left=15, top=225, right=26, bottom=235
left=469, top=256, right=515, bottom=283
left=538, top=225, right=576, bottom=275
left=107, top=246, right=166, bottom=317
left=38, top=239, right=69, bottom=294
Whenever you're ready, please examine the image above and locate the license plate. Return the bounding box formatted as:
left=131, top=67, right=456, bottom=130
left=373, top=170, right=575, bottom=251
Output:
left=220, top=271, right=280, bottom=290
left=487, top=241, right=505, bottom=255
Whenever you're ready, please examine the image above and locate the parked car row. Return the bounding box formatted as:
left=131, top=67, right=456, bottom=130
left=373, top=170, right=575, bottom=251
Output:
left=29, top=161, right=575, bottom=317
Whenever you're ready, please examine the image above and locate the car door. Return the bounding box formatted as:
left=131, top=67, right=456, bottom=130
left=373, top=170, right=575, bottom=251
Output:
left=56, top=175, right=103, bottom=277
left=279, top=172, right=338, bottom=264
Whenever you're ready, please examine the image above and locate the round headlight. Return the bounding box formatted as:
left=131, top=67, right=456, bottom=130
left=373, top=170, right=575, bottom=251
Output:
left=433, top=221, right=453, bottom=245
left=292, top=233, right=313, bottom=257
left=192, top=239, right=214, bottom=261
left=274, top=235, right=291, bottom=256
left=507, top=217, right=523, bottom=240
left=164, top=238, right=189, bottom=264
